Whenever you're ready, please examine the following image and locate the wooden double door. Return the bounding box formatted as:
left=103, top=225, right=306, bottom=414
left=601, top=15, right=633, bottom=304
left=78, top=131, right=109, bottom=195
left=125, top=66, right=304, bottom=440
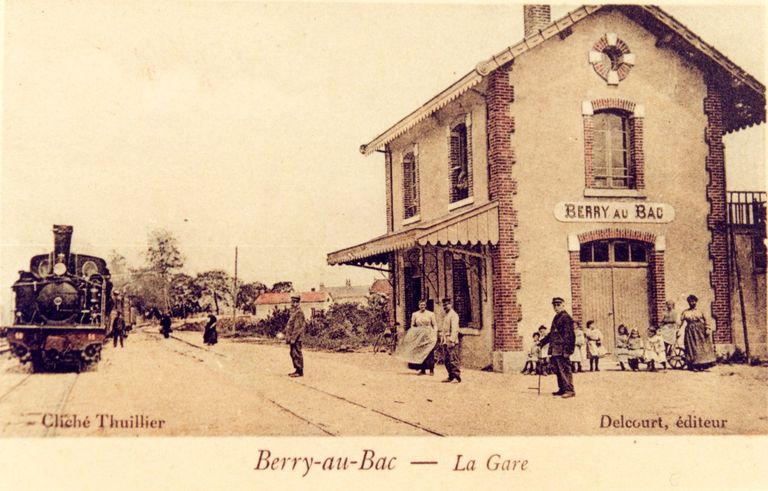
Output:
left=581, top=265, right=650, bottom=353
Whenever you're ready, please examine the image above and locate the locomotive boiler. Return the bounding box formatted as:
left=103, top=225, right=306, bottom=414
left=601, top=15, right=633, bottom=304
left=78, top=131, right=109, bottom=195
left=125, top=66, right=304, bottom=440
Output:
left=5, top=225, right=113, bottom=372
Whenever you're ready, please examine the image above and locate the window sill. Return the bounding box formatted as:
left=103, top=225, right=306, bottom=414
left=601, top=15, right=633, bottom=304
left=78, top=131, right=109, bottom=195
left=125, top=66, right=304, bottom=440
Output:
left=459, top=327, right=481, bottom=336
left=448, top=196, right=474, bottom=211
left=584, top=188, right=646, bottom=199
left=402, top=215, right=421, bottom=226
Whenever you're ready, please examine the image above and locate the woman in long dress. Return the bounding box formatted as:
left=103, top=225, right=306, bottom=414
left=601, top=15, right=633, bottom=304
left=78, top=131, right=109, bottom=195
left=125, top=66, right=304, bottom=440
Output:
left=679, top=294, right=716, bottom=371
left=570, top=322, right=586, bottom=372
left=615, top=324, right=630, bottom=371
left=395, top=300, right=438, bottom=375
left=203, top=314, right=218, bottom=346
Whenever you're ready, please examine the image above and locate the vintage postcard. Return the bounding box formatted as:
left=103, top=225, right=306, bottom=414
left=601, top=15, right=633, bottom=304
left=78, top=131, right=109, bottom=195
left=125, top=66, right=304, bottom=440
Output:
left=0, top=1, right=766, bottom=489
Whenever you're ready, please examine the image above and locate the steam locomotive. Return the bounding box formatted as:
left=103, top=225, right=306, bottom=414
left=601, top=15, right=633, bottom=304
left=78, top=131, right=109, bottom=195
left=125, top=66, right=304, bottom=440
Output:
left=5, top=225, right=114, bottom=372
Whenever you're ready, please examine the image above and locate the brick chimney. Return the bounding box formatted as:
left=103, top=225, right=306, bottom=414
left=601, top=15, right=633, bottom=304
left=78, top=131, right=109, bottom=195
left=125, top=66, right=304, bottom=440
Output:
left=523, top=5, right=551, bottom=38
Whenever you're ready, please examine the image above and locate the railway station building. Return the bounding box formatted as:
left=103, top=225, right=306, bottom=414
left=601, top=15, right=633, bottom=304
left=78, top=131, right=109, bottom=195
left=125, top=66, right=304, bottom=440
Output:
left=328, top=5, right=766, bottom=371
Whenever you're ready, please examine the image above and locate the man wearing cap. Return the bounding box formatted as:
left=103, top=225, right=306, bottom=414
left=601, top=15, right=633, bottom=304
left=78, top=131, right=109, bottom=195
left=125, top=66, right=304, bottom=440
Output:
left=440, top=298, right=461, bottom=383
left=539, top=297, right=576, bottom=398
left=285, top=295, right=306, bottom=377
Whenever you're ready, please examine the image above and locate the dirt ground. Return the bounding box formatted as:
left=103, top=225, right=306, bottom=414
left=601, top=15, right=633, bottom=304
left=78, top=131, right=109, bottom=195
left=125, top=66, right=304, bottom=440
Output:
left=0, top=323, right=765, bottom=437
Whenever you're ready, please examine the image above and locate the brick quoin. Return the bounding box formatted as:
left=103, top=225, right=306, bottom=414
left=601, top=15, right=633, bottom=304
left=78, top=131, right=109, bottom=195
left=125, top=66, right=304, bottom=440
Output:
left=487, top=66, right=523, bottom=352
left=704, top=82, right=732, bottom=343
left=571, top=229, right=666, bottom=327
left=569, top=251, right=582, bottom=324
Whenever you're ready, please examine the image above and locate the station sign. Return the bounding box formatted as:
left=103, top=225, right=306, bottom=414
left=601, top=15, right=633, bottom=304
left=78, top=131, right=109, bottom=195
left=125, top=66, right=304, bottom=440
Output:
left=554, top=201, right=675, bottom=223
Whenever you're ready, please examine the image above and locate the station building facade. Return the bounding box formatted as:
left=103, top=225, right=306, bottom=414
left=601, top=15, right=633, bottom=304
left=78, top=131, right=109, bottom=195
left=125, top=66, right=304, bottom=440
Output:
left=328, top=5, right=766, bottom=371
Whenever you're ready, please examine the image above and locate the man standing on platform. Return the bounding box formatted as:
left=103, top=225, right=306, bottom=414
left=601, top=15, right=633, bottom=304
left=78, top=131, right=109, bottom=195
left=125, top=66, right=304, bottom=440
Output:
left=285, top=295, right=306, bottom=377
left=539, top=297, right=576, bottom=398
left=440, top=298, right=461, bottom=383
left=112, top=311, right=126, bottom=348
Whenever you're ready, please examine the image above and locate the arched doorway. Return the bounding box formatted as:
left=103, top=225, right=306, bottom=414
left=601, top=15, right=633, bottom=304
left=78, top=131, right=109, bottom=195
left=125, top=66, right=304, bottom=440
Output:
left=579, top=239, right=652, bottom=350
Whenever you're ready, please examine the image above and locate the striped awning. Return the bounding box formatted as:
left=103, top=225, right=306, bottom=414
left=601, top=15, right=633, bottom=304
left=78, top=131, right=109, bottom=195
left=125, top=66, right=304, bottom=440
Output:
left=327, top=201, right=499, bottom=266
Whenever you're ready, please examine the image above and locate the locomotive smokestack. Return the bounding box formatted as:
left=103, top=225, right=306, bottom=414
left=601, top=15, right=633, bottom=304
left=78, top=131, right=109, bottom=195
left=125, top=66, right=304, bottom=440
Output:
left=53, top=224, right=73, bottom=263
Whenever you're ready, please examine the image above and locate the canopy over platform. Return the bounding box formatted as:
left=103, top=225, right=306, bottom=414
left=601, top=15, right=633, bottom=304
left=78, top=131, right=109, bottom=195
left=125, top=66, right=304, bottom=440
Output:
left=327, top=202, right=499, bottom=268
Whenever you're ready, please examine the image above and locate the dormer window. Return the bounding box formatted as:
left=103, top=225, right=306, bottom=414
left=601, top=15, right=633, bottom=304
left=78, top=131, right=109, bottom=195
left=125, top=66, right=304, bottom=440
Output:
left=449, top=114, right=473, bottom=203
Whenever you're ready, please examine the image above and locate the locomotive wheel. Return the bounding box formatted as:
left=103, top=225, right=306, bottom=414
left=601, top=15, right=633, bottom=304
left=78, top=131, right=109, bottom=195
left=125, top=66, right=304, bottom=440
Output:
left=30, top=352, right=45, bottom=373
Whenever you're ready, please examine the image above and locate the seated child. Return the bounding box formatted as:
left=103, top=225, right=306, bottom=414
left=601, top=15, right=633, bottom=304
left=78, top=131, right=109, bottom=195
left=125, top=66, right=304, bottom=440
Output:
left=643, top=326, right=668, bottom=371
left=615, top=324, right=630, bottom=371
left=627, top=328, right=644, bottom=371
left=522, top=332, right=541, bottom=374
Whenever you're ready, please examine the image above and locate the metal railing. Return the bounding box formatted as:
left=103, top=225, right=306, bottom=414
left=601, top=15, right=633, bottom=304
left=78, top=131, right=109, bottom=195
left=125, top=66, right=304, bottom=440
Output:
left=727, top=191, right=766, bottom=226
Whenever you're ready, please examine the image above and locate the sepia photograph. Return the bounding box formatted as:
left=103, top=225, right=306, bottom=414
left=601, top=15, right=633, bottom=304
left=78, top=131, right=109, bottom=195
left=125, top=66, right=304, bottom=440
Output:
left=0, top=1, right=766, bottom=488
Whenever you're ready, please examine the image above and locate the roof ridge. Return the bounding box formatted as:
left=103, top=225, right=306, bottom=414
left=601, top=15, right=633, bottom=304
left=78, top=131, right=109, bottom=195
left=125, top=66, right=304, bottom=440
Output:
left=359, top=4, right=764, bottom=154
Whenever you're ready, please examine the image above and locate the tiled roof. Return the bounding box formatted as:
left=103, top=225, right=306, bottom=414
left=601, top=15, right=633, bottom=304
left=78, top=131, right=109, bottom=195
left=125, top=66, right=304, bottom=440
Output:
left=359, top=4, right=764, bottom=155
left=254, top=292, right=290, bottom=305
left=370, top=279, right=393, bottom=295
left=301, top=291, right=331, bottom=303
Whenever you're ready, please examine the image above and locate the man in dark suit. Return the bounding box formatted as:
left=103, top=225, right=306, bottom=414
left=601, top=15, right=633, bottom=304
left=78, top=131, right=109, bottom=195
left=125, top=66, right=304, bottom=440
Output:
left=539, top=297, right=576, bottom=398
left=111, top=311, right=126, bottom=348
left=285, top=295, right=306, bottom=377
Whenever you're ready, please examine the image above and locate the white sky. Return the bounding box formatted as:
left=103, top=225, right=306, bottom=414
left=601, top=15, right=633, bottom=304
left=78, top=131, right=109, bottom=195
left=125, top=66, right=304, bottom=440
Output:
left=1, top=2, right=765, bottom=322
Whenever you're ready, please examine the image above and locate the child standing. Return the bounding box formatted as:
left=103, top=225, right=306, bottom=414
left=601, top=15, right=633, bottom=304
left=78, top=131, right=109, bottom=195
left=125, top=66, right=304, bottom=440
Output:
left=522, top=332, right=541, bottom=374
left=584, top=320, right=605, bottom=371
left=570, top=322, right=586, bottom=372
left=644, top=326, right=668, bottom=371
left=537, top=325, right=549, bottom=375
left=615, top=324, right=630, bottom=371
left=627, top=328, right=644, bottom=371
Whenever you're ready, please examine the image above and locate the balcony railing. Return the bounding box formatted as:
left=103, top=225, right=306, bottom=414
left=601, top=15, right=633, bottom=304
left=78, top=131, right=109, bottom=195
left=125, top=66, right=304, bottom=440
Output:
left=727, top=191, right=766, bottom=226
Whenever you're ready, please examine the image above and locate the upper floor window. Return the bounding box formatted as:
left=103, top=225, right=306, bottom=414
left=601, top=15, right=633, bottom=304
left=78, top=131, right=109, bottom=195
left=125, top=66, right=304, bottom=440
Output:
left=593, top=110, right=634, bottom=189
left=583, top=100, right=645, bottom=193
left=402, top=148, right=419, bottom=219
left=449, top=115, right=472, bottom=203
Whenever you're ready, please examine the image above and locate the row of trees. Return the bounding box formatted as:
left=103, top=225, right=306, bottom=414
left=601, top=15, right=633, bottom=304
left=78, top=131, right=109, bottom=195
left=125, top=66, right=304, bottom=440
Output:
left=110, top=229, right=293, bottom=317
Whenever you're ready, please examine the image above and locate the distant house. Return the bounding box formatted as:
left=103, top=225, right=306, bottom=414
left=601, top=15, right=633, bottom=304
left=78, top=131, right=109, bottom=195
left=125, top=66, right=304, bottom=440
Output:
left=253, top=290, right=332, bottom=320
left=369, top=279, right=393, bottom=298
left=320, top=279, right=370, bottom=306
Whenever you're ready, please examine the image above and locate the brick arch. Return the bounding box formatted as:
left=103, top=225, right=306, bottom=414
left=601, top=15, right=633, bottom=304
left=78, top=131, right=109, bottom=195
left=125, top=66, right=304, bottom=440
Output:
left=569, top=229, right=666, bottom=330
left=591, top=98, right=636, bottom=113
left=578, top=228, right=655, bottom=245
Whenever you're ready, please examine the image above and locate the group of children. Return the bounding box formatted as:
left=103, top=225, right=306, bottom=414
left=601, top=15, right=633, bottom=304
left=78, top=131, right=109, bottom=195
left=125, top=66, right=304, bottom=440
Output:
left=521, top=322, right=670, bottom=375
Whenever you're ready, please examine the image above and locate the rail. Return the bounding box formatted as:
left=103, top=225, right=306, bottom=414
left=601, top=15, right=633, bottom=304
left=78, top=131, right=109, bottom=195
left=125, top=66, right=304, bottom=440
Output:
left=727, top=191, right=766, bottom=226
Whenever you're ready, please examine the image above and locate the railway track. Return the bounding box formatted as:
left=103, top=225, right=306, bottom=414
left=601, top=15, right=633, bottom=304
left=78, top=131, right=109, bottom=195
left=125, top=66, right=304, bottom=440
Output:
left=160, top=332, right=445, bottom=437
left=0, top=368, right=80, bottom=437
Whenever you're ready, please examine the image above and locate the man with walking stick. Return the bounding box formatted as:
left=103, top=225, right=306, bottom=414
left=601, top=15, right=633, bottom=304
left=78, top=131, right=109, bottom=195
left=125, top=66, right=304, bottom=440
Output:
left=539, top=297, right=576, bottom=398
